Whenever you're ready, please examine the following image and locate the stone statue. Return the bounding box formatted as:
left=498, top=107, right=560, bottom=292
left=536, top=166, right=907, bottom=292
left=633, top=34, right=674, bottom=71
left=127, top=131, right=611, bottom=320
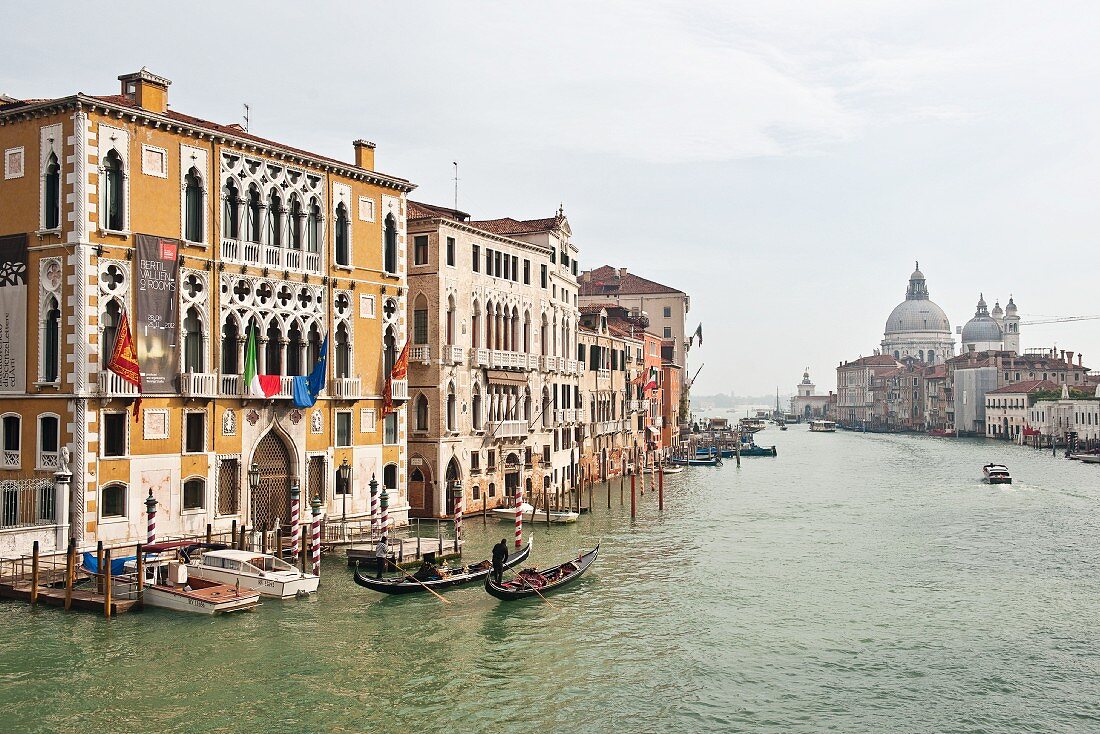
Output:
left=58, top=446, right=70, bottom=474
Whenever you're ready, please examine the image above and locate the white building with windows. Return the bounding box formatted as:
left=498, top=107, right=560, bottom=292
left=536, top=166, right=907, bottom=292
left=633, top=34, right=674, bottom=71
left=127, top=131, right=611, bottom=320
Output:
left=404, top=201, right=582, bottom=517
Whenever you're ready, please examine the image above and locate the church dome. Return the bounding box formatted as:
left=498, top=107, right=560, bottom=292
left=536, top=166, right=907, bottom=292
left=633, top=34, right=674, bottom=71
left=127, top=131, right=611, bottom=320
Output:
left=961, top=294, right=1003, bottom=343
left=884, top=262, right=952, bottom=335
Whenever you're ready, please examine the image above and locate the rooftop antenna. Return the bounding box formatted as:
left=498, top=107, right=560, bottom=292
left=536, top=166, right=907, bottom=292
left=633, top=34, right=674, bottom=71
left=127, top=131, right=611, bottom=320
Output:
left=453, top=161, right=459, bottom=213
left=242, top=104, right=250, bottom=133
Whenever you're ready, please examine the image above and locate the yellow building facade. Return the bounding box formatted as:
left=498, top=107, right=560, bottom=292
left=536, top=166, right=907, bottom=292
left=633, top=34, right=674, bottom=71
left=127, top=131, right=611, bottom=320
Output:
left=0, top=70, right=414, bottom=556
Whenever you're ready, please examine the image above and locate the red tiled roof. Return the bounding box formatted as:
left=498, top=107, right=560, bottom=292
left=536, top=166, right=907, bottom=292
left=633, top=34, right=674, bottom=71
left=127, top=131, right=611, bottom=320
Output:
left=579, top=265, right=684, bottom=296
left=469, top=216, right=564, bottom=236
left=579, top=304, right=615, bottom=314
left=986, top=379, right=1061, bottom=394
left=841, top=355, right=900, bottom=367
left=923, top=364, right=947, bottom=378
left=408, top=200, right=470, bottom=222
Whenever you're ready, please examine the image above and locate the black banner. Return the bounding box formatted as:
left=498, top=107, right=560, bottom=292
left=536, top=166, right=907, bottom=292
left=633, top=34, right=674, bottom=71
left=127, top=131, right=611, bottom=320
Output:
left=135, top=234, right=179, bottom=393
left=0, top=234, right=28, bottom=393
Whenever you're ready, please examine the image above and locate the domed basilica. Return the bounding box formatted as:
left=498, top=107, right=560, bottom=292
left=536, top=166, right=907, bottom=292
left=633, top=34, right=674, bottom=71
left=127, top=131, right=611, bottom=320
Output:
left=881, top=264, right=955, bottom=364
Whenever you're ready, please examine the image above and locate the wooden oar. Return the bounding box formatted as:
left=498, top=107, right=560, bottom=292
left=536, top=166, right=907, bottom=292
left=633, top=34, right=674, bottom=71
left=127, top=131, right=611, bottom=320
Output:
left=359, top=559, right=452, bottom=604
left=508, top=568, right=556, bottom=609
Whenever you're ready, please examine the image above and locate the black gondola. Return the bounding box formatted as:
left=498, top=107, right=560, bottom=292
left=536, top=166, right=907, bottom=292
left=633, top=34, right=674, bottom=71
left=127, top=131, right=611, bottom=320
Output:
left=484, top=543, right=599, bottom=601
left=353, top=540, right=532, bottom=594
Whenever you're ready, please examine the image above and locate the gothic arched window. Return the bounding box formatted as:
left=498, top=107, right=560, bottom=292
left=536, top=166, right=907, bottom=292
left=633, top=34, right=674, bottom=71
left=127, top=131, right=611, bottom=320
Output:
left=183, top=307, right=203, bottom=373
left=383, top=213, right=397, bottom=273
left=44, top=153, right=61, bottom=230
left=103, top=150, right=125, bottom=231
left=415, top=394, right=429, bottom=431
left=184, top=167, right=203, bottom=242
left=335, top=322, right=351, bottom=379
left=223, top=180, right=240, bottom=239
left=335, top=203, right=350, bottom=266
left=43, top=296, right=60, bottom=382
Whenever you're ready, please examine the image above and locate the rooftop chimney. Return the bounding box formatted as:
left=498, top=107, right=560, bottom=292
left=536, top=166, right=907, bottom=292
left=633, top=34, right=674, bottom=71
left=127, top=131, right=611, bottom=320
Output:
left=118, top=68, right=171, bottom=114
left=352, top=139, right=375, bottom=170
left=617, top=268, right=628, bottom=278
left=1066, top=351, right=1074, bottom=365
left=1079, top=353, right=1084, bottom=367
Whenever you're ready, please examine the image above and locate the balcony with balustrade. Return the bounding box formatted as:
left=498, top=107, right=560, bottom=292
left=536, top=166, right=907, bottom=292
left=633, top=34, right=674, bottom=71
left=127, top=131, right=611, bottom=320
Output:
left=487, top=420, right=529, bottom=439
left=626, top=399, right=648, bottom=414
left=444, top=345, right=464, bottom=365
left=181, top=372, right=218, bottom=399
left=565, top=359, right=579, bottom=375
left=540, top=355, right=560, bottom=372
left=330, top=377, right=361, bottom=400
left=98, top=370, right=138, bottom=397
left=597, top=368, right=611, bottom=381
left=221, top=238, right=322, bottom=275
left=410, top=346, right=431, bottom=365
left=471, top=348, right=490, bottom=368
left=526, top=354, right=540, bottom=371
left=490, top=350, right=526, bottom=370
left=391, top=379, right=409, bottom=402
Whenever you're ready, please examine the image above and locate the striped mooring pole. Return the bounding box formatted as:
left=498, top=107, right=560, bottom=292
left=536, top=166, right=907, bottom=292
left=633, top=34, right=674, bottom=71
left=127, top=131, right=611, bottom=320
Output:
left=145, top=490, right=158, bottom=544
left=514, top=482, right=523, bottom=549
left=289, top=480, right=301, bottom=563
left=453, top=482, right=463, bottom=551
left=380, top=481, right=390, bottom=546
left=370, top=473, right=380, bottom=538
left=310, top=495, right=322, bottom=576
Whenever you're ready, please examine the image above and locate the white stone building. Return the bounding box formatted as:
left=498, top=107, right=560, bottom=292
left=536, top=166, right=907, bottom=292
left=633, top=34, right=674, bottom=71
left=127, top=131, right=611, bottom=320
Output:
left=881, top=264, right=955, bottom=364
left=404, top=202, right=582, bottom=517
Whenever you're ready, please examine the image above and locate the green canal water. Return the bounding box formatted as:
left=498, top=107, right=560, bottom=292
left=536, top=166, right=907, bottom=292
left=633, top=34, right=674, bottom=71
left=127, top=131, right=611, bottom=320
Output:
left=3, top=429, right=1100, bottom=733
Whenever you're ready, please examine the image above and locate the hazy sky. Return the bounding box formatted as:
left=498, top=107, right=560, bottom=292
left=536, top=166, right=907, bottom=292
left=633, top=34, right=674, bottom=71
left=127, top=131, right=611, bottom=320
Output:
left=5, top=2, right=1098, bottom=394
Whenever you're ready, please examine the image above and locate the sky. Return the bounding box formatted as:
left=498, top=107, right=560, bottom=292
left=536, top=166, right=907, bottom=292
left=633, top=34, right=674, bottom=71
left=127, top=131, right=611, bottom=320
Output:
left=4, top=1, right=1099, bottom=395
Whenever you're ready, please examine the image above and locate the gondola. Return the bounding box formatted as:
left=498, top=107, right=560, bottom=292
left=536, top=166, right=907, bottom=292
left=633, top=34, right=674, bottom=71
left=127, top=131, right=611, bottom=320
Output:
left=353, top=539, right=531, bottom=594
left=484, top=543, right=599, bottom=601
left=668, top=457, right=721, bottom=467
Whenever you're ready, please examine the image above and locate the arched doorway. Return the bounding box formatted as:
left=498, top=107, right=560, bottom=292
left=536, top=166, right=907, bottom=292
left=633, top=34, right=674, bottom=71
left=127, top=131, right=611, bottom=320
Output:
left=504, top=453, right=520, bottom=498
left=445, top=457, right=460, bottom=516
left=409, top=460, right=434, bottom=518
left=250, top=431, right=294, bottom=529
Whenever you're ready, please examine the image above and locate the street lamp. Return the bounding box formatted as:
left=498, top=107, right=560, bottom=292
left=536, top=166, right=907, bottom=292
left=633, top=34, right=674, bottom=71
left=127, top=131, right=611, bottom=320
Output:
left=338, top=457, right=352, bottom=521
left=248, top=462, right=260, bottom=494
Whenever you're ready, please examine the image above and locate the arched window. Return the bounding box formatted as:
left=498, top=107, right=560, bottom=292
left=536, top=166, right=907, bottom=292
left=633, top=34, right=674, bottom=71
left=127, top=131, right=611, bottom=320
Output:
left=44, top=153, right=61, bottom=230
left=101, top=300, right=121, bottom=368
left=441, top=296, right=454, bottom=347
left=184, top=167, right=203, bottom=242
left=383, top=463, right=398, bottom=493
left=307, top=323, right=323, bottom=369
left=103, top=150, right=125, bottom=231
left=413, top=295, right=428, bottom=345
left=287, top=322, right=304, bottom=376
left=247, top=185, right=262, bottom=243
left=223, top=180, right=240, bottom=239
left=446, top=384, right=457, bottom=432
left=335, top=322, right=351, bottom=379
left=335, top=203, right=350, bottom=266
left=415, top=394, right=429, bottom=431
left=101, top=483, right=126, bottom=518
left=307, top=197, right=321, bottom=253
left=471, top=301, right=481, bottom=349
left=183, top=307, right=203, bottom=373
left=540, top=316, right=548, bottom=356
left=37, top=414, right=59, bottom=470
left=43, top=296, right=60, bottom=382
left=523, top=311, right=531, bottom=353
left=265, top=320, right=283, bottom=376
left=383, top=213, right=397, bottom=273
left=2, top=413, right=21, bottom=467
left=383, top=328, right=397, bottom=377
left=221, top=317, right=239, bottom=374
left=267, top=189, right=282, bottom=247
left=288, top=195, right=302, bottom=250
left=183, top=477, right=205, bottom=511
left=472, top=385, right=483, bottom=431
left=523, top=389, right=532, bottom=423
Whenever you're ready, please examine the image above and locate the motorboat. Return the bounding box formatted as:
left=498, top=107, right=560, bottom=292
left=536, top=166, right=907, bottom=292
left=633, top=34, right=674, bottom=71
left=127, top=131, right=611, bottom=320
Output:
left=809, top=420, right=836, bottom=432
left=983, top=463, right=1012, bottom=484
left=491, top=502, right=579, bottom=524
left=739, top=418, right=767, bottom=433
left=123, top=547, right=260, bottom=615
left=658, top=465, right=685, bottom=474
left=185, top=548, right=319, bottom=599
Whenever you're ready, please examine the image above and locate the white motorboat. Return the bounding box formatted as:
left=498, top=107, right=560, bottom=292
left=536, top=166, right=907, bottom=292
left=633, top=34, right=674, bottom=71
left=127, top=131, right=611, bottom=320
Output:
left=491, top=502, right=579, bottom=524
left=809, top=420, right=836, bottom=432
left=982, top=463, right=1012, bottom=485
left=658, top=465, right=685, bottom=475
left=186, top=548, right=319, bottom=599
left=126, top=556, right=260, bottom=615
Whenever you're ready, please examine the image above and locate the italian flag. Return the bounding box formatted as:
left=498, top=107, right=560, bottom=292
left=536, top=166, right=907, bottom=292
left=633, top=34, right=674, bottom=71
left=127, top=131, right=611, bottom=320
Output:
left=244, top=324, right=281, bottom=399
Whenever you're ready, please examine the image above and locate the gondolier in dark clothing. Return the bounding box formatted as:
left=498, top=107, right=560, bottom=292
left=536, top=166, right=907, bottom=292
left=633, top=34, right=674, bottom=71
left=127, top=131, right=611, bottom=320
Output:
left=491, top=539, right=509, bottom=584
left=374, top=536, right=389, bottom=579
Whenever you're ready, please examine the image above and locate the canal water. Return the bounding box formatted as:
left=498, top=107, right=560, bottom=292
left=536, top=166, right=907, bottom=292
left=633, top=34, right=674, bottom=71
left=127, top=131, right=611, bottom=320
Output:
left=2, top=429, right=1099, bottom=733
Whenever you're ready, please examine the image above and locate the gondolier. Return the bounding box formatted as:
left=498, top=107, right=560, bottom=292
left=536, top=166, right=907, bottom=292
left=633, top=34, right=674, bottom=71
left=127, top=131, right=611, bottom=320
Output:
left=492, top=538, right=509, bottom=584
left=374, top=536, right=389, bottom=579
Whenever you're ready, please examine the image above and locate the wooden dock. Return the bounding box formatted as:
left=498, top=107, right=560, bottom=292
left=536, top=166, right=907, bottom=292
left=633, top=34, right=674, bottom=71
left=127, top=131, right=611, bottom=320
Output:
left=346, top=537, right=464, bottom=567
left=0, top=581, right=139, bottom=615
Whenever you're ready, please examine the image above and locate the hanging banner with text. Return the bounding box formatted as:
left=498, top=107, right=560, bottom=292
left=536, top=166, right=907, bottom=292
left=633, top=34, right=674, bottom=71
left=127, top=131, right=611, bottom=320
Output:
left=135, top=234, right=179, bottom=394
left=0, top=234, right=28, bottom=394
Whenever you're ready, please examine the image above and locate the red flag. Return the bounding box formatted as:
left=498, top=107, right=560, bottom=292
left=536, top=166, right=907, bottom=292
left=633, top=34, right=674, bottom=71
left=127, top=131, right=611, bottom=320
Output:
left=383, top=340, right=411, bottom=416
left=107, top=310, right=143, bottom=420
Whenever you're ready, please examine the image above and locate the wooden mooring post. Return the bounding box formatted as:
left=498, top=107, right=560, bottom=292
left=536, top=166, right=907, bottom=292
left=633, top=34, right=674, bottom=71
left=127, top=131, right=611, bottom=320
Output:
left=135, top=543, right=145, bottom=609
left=64, top=538, right=74, bottom=611
left=95, top=540, right=104, bottom=594
left=30, top=541, right=40, bottom=606
left=630, top=471, right=637, bottom=519
left=102, top=548, right=112, bottom=619
left=231, top=519, right=237, bottom=548
left=658, top=466, right=665, bottom=511
left=206, top=523, right=213, bottom=544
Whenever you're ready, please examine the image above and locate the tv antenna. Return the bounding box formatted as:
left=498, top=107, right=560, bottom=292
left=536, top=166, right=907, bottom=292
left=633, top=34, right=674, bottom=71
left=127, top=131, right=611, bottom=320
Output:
left=453, top=161, right=459, bottom=212
left=243, top=104, right=250, bottom=133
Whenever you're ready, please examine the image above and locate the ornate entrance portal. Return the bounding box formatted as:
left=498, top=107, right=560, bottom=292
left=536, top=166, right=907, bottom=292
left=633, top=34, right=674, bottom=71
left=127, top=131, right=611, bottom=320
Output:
left=250, top=431, right=293, bottom=529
